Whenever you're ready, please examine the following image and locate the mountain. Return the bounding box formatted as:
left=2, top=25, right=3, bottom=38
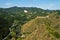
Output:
left=0, top=7, right=50, bottom=40
left=0, top=7, right=60, bottom=40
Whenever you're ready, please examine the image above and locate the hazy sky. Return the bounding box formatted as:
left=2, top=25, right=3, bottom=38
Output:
left=0, top=0, right=60, bottom=10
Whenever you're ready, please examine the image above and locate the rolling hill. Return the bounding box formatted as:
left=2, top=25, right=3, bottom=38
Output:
left=0, top=7, right=60, bottom=40
left=21, top=13, right=60, bottom=40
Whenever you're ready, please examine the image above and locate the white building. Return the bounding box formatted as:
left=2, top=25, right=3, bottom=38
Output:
left=24, top=10, right=28, bottom=13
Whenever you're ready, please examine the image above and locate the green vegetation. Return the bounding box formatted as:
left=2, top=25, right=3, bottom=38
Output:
left=0, top=7, right=60, bottom=40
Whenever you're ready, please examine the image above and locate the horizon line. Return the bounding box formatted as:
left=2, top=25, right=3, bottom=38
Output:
left=0, top=6, right=60, bottom=10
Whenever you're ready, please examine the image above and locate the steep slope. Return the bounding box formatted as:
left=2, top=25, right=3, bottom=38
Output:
left=21, top=13, right=60, bottom=40
left=0, top=7, right=51, bottom=40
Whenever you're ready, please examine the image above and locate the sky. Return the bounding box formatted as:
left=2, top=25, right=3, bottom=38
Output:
left=0, top=0, right=60, bottom=10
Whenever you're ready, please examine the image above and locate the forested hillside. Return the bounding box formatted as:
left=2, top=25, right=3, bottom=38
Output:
left=0, top=7, right=60, bottom=40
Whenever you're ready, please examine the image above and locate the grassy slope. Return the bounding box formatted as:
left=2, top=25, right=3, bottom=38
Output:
left=21, top=13, right=60, bottom=40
